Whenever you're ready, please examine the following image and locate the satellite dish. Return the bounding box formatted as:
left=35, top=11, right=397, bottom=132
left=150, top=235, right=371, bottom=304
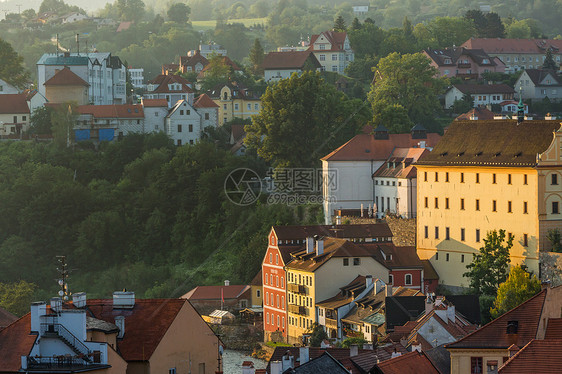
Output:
left=58, top=290, right=64, bottom=296
left=219, top=346, right=224, bottom=356
left=58, top=279, right=64, bottom=286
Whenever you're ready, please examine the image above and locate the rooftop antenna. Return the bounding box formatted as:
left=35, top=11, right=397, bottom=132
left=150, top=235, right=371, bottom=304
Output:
left=76, top=33, right=80, bottom=55
left=16, top=4, right=21, bottom=14
left=517, top=84, right=525, bottom=125
left=56, top=255, right=71, bottom=301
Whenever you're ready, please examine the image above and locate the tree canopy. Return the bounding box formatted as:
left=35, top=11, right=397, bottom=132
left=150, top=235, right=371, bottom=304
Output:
left=245, top=71, right=371, bottom=168
left=490, top=265, right=541, bottom=319
left=167, top=3, right=191, bottom=23
left=0, top=38, right=29, bottom=89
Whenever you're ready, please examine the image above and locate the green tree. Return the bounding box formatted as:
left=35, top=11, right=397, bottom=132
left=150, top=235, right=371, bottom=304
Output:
left=483, top=12, right=505, bottom=38
left=0, top=38, right=29, bottom=89
left=547, top=229, right=562, bottom=252
left=199, top=55, right=234, bottom=91
left=29, top=106, right=54, bottom=135
left=334, top=14, right=346, bottom=32
left=249, top=38, right=265, bottom=76
left=368, top=52, right=444, bottom=129
left=341, top=336, right=367, bottom=348
left=465, top=9, right=487, bottom=32
left=464, top=229, right=512, bottom=296
left=452, top=93, right=474, bottom=114
left=415, top=17, right=476, bottom=48
left=490, top=266, right=541, bottom=319
left=116, top=0, right=145, bottom=22
left=0, top=281, right=36, bottom=316
left=308, top=323, right=329, bottom=347
left=351, top=17, right=361, bottom=31
left=245, top=71, right=370, bottom=168
left=542, top=49, right=558, bottom=70
left=167, top=2, right=190, bottom=23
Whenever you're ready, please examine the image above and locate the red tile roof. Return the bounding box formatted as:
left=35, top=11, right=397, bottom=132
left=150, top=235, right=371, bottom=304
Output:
left=0, top=314, right=37, bottom=372
left=322, top=133, right=441, bottom=161
left=142, top=98, right=168, bottom=107
left=77, top=104, right=144, bottom=118
left=0, top=93, right=29, bottom=114
left=44, top=67, right=89, bottom=86
left=181, top=285, right=250, bottom=300
left=461, top=38, right=562, bottom=54
left=148, top=74, right=193, bottom=94
left=544, top=318, right=562, bottom=339
left=180, top=51, right=209, bottom=69
left=309, top=31, right=348, bottom=52
left=262, top=51, right=321, bottom=70
left=447, top=290, right=547, bottom=349
left=230, top=124, right=246, bottom=142
left=0, top=307, right=17, bottom=329
left=499, top=339, right=562, bottom=373
left=375, top=351, right=440, bottom=374
left=273, top=223, right=393, bottom=241
left=455, top=107, right=496, bottom=121
left=86, top=298, right=185, bottom=361
left=194, top=93, right=219, bottom=108
left=365, top=244, right=423, bottom=269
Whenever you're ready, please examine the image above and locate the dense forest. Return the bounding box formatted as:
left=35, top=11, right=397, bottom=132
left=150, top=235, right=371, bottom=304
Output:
left=0, top=134, right=323, bottom=314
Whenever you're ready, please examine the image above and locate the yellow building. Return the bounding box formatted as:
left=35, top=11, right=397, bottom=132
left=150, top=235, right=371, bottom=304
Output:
left=207, top=82, right=261, bottom=125
left=415, top=119, right=562, bottom=288
left=44, top=66, right=90, bottom=105
left=285, top=237, right=388, bottom=345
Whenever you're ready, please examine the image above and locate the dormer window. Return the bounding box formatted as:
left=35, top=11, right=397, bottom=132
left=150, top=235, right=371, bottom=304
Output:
left=507, top=320, right=518, bottom=334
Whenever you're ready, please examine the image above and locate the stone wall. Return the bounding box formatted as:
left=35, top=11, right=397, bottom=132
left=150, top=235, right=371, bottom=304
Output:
left=339, top=216, right=416, bottom=247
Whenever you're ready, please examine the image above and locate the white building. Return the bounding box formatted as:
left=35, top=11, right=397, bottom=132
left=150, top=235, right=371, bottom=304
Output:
left=128, top=68, right=144, bottom=89
left=352, top=5, right=369, bottom=16
left=262, top=51, right=322, bottom=82
left=308, top=31, right=354, bottom=74
left=145, top=74, right=194, bottom=108
left=165, top=99, right=201, bottom=146
left=0, top=78, right=19, bottom=94
left=188, top=44, right=227, bottom=59
left=373, top=145, right=429, bottom=219
left=515, top=69, right=562, bottom=101
left=141, top=98, right=169, bottom=133
left=321, top=126, right=441, bottom=224
left=62, top=12, right=89, bottom=23
left=444, top=84, right=515, bottom=109
left=37, top=52, right=126, bottom=105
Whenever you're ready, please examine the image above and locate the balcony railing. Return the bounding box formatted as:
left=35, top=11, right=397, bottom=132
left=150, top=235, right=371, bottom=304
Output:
left=325, top=317, right=338, bottom=329
left=288, top=304, right=307, bottom=316
left=287, top=283, right=307, bottom=294
left=41, top=323, right=91, bottom=358
left=457, top=63, right=471, bottom=68
left=26, top=356, right=106, bottom=371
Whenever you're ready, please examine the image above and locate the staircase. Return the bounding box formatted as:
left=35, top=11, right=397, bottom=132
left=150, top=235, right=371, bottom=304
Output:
left=42, top=323, right=91, bottom=362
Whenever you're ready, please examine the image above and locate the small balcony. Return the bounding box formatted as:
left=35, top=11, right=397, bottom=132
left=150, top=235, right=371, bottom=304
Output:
left=288, top=304, right=307, bottom=316
left=325, top=317, right=338, bottom=329
left=287, top=283, right=307, bottom=294
left=24, top=356, right=109, bottom=372
left=456, top=73, right=479, bottom=80
left=457, top=63, right=471, bottom=68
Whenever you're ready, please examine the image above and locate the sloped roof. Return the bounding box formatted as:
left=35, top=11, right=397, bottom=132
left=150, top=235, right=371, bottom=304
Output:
left=0, top=93, right=29, bottom=114
left=373, top=148, right=429, bottom=179
left=452, top=84, right=514, bottom=95
left=317, top=275, right=368, bottom=309
left=284, top=352, right=350, bottom=373
left=523, top=69, right=562, bottom=87
left=180, top=51, right=209, bottom=68
left=147, top=74, right=193, bottom=94
left=421, top=260, right=439, bottom=280
left=86, top=316, right=119, bottom=333
left=367, top=244, right=423, bottom=269
left=38, top=54, right=89, bottom=66
left=446, top=290, right=546, bottom=349
left=199, top=56, right=241, bottom=74
left=262, top=51, right=321, bottom=70
left=181, top=285, right=250, bottom=300
left=416, top=120, right=561, bottom=167
left=44, top=67, right=89, bottom=86
left=322, top=133, right=441, bottom=162
left=0, top=314, right=37, bottom=372
left=116, top=21, right=132, bottom=32
left=385, top=296, right=426, bottom=330
left=230, top=124, right=246, bottom=143
left=424, top=47, right=497, bottom=67
left=455, top=107, right=496, bottom=121
left=544, top=318, right=562, bottom=339
left=309, top=31, right=348, bottom=52
left=424, top=344, right=450, bottom=374
left=374, top=351, right=440, bottom=374
left=85, top=298, right=185, bottom=361
left=499, top=339, right=562, bottom=373
left=251, top=270, right=262, bottom=286
left=78, top=104, right=144, bottom=118
left=273, top=224, right=393, bottom=241
left=194, top=93, right=219, bottom=108
left=142, top=98, right=168, bottom=107
left=461, top=38, right=562, bottom=54
left=0, top=307, right=17, bottom=329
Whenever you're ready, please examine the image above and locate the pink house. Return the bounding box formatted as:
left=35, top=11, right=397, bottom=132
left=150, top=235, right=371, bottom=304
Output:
left=423, top=47, right=505, bottom=80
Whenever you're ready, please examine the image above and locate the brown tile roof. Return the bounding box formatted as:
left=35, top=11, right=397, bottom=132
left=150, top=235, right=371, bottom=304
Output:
left=199, top=56, right=241, bottom=75
left=362, top=243, right=423, bottom=270
left=78, top=104, right=144, bottom=118
left=317, top=275, right=368, bottom=309
left=194, top=93, right=219, bottom=108
left=461, top=38, right=562, bottom=54
left=416, top=120, right=561, bottom=167
left=447, top=290, right=546, bottom=349
left=181, top=285, right=250, bottom=300
left=373, top=148, right=429, bottom=179
left=0, top=93, right=29, bottom=114
left=544, top=318, right=562, bottom=339
left=286, top=238, right=383, bottom=272
left=262, top=51, right=321, bottom=70
left=230, top=124, right=246, bottom=143
left=322, top=133, right=441, bottom=162
left=142, top=98, right=168, bottom=107
left=498, top=339, right=562, bottom=373
left=375, top=351, right=440, bottom=374
left=421, top=260, right=439, bottom=280
left=116, top=21, right=132, bottom=32
left=180, top=51, right=209, bottom=69
left=148, top=74, right=193, bottom=94
left=250, top=270, right=262, bottom=286
left=0, top=307, right=17, bottom=330
left=273, top=224, right=393, bottom=241
left=523, top=69, right=562, bottom=86
left=455, top=107, right=496, bottom=121
left=452, top=84, right=515, bottom=95
left=86, top=298, right=185, bottom=361
left=44, top=67, right=89, bottom=86
left=0, top=314, right=37, bottom=372
left=309, top=31, right=348, bottom=52
left=424, top=47, right=498, bottom=66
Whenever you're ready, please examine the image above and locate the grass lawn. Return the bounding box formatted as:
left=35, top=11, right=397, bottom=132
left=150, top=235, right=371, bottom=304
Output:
left=191, top=18, right=267, bottom=31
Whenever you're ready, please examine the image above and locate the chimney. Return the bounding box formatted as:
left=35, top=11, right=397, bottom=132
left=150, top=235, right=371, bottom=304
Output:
left=113, top=291, right=135, bottom=309
left=411, top=341, right=422, bottom=352
left=365, top=275, right=373, bottom=289
left=299, top=347, right=309, bottom=364
left=30, top=302, right=47, bottom=333
left=224, top=280, right=230, bottom=286
left=374, top=279, right=385, bottom=295
left=315, top=236, right=324, bottom=256
left=50, top=297, right=62, bottom=313
left=270, top=361, right=282, bottom=374
left=72, top=292, right=86, bottom=308
left=115, top=316, right=125, bottom=339
left=385, top=284, right=393, bottom=297
left=281, top=351, right=294, bottom=371
left=350, top=344, right=359, bottom=357
left=242, top=361, right=255, bottom=374
left=306, top=237, right=314, bottom=254
left=425, top=293, right=434, bottom=315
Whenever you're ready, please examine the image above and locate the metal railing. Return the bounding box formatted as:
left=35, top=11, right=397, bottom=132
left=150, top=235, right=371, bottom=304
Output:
left=27, top=356, right=96, bottom=370
left=288, top=304, right=307, bottom=316
left=41, top=323, right=91, bottom=358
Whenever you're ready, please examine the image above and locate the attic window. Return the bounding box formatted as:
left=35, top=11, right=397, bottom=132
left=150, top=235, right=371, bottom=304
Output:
left=365, top=149, right=370, bottom=153
left=457, top=152, right=465, bottom=157
left=440, top=152, right=448, bottom=157
left=475, top=151, right=483, bottom=156
left=495, top=152, right=501, bottom=157
left=506, top=320, right=518, bottom=334
left=127, top=108, right=131, bottom=113
left=514, top=151, right=523, bottom=158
